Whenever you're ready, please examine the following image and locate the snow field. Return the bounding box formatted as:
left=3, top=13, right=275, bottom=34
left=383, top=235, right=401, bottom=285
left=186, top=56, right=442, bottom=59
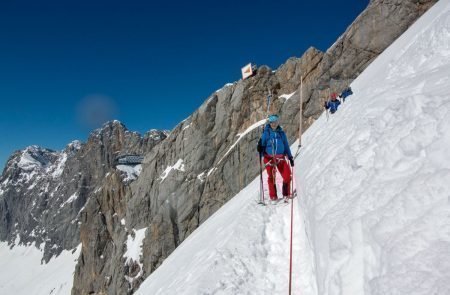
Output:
left=0, top=240, right=81, bottom=295
left=295, top=1, right=450, bottom=294
left=137, top=170, right=309, bottom=294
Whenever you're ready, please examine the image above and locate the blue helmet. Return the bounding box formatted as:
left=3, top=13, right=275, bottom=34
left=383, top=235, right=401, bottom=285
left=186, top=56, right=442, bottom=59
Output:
left=268, top=114, right=279, bottom=123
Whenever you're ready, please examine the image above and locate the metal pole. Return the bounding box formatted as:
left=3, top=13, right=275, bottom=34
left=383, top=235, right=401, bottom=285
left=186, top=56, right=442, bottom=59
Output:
left=266, top=88, right=272, bottom=115
left=326, top=88, right=330, bottom=121
left=259, top=152, right=265, bottom=204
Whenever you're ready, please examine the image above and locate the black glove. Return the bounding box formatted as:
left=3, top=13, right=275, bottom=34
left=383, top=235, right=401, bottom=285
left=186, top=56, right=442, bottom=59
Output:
left=257, top=139, right=264, bottom=153
left=289, top=156, right=294, bottom=167
left=257, top=145, right=264, bottom=153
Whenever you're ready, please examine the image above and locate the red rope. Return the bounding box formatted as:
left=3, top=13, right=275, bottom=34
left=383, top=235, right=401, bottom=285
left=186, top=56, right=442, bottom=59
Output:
left=288, top=166, right=294, bottom=295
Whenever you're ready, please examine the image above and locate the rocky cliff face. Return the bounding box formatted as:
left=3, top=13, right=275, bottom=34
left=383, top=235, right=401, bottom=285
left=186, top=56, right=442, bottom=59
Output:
left=0, top=0, right=437, bottom=294
left=0, top=121, right=167, bottom=264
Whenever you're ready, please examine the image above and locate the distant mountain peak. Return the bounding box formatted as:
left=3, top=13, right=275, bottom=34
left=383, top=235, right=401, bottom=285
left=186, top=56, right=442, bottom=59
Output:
left=66, top=140, right=83, bottom=153
left=16, top=145, right=58, bottom=171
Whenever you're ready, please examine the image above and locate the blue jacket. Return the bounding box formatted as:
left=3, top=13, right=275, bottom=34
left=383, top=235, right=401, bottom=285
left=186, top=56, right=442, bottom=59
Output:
left=260, top=124, right=293, bottom=158
left=325, top=99, right=341, bottom=114
left=339, top=87, right=353, bottom=101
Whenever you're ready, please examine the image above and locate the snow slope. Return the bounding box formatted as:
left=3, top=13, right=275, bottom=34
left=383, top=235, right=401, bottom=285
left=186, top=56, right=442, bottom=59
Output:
left=138, top=1, right=450, bottom=294
left=0, top=240, right=81, bottom=295
left=137, top=168, right=314, bottom=295
left=298, top=0, right=450, bottom=293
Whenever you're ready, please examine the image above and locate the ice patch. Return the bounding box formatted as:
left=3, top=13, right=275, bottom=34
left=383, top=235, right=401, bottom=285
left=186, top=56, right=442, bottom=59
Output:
left=123, top=228, right=147, bottom=285
left=160, top=159, right=185, bottom=182
left=207, top=167, right=216, bottom=177
left=18, top=152, right=42, bottom=170
left=117, top=164, right=142, bottom=182
left=218, top=119, right=266, bottom=165
left=279, top=91, right=296, bottom=101
left=197, top=172, right=207, bottom=182
left=182, top=124, right=191, bottom=131
left=215, top=83, right=234, bottom=93
left=124, top=228, right=147, bottom=264
left=52, top=152, right=67, bottom=178
left=60, top=193, right=78, bottom=208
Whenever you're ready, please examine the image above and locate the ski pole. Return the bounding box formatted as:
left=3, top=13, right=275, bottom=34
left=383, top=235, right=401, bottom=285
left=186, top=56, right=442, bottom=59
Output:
left=259, top=152, right=265, bottom=204
left=324, top=97, right=329, bottom=121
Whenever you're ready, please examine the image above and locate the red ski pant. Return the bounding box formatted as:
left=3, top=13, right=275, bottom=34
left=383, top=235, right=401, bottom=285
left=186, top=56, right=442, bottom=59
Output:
left=263, top=155, right=291, bottom=199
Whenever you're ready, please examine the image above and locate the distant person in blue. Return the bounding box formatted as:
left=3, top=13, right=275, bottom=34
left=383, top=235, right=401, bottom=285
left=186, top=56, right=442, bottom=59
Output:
left=257, top=114, right=294, bottom=203
left=324, top=92, right=341, bottom=114
left=339, top=86, right=353, bottom=102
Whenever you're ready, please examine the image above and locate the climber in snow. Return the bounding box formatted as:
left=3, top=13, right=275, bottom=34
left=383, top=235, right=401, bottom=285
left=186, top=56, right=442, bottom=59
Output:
left=324, top=92, right=341, bottom=114
left=339, top=86, right=353, bottom=102
left=257, top=114, right=294, bottom=203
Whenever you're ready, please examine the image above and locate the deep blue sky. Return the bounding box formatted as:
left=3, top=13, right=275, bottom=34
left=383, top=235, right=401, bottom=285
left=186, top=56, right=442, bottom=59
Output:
left=0, top=0, right=369, bottom=170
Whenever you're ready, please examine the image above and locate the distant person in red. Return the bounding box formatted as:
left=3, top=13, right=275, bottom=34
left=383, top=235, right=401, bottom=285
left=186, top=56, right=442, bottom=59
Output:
left=257, top=114, right=294, bottom=204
